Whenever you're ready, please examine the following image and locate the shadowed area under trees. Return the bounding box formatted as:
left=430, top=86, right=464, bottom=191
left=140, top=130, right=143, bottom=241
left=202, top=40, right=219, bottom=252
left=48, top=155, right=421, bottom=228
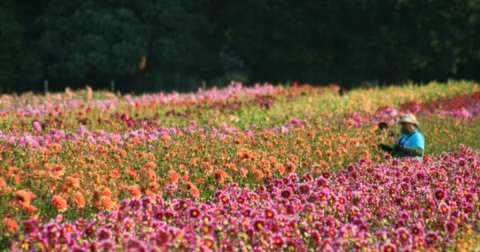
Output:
left=1, top=0, right=480, bottom=93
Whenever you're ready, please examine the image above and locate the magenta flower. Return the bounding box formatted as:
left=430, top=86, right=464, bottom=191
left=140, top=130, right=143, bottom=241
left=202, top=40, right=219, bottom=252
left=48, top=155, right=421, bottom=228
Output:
left=382, top=242, right=396, bottom=252
left=410, top=225, right=423, bottom=237
left=315, top=177, right=328, bottom=188
left=289, top=173, right=299, bottom=182
left=242, top=207, right=253, bottom=217
left=445, top=221, right=456, bottom=235
left=285, top=204, right=296, bottom=215
left=123, top=218, right=134, bottom=232
left=99, top=240, right=115, bottom=250
left=298, top=183, right=311, bottom=194
left=124, top=238, right=146, bottom=252
left=272, top=235, right=284, bottom=248
left=415, top=171, right=426, bottom=181
left=32, top=120, right=42, bottom=134
left=128, top=198, right=142, bottom=210
left=264, top=209, right=276, bottom=219
left=188, top=207, right=201, bottom=219
left=98, top=228, right=112, bottom=240
left=434, top=189, right=446, bottom=201
left=252, top=219, right=266, bottom=232
left=425, top=232, right=439, bottom=247
left=395, top=227, right=410, bottom=244
left=438, top=203, right=450, bottom=215
left=321, top=238, right=333, bottom=249
left=280, top=189, right=292, bottom=199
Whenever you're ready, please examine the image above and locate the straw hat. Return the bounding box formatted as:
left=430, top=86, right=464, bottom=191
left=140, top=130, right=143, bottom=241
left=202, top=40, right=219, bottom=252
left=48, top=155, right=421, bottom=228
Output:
left=397, top=114, right=420, bottom=127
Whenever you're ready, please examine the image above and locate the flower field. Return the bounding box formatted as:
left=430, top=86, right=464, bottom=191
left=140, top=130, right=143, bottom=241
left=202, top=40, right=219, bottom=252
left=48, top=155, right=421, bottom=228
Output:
left=1, top=81, right=480, bottom=251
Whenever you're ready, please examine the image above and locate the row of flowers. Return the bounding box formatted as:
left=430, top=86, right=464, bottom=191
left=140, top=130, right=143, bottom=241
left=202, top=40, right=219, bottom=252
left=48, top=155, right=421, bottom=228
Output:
left=345, top=91, right=480, bottom=127
left=6, top=146, right=480, bottom=251
left=0, top=82, right=282, bottom=118
left=0, top=82, right=476, bottom=135
left=3, top=86, right=480, bottom=151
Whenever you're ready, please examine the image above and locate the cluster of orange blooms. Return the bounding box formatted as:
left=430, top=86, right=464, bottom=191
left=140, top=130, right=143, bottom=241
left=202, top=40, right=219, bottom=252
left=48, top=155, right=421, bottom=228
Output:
left=0, top=123, right=381, bottom=229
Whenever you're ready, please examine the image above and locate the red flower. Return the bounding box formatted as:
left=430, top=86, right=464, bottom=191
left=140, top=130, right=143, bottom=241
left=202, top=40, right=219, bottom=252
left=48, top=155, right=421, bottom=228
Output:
left=434, top=189, right=446, bottom=201
left=382, top=243, right=396, bottom=252
left=253, top=219, right=265, bottom=232
left=425, top=232, right=439, bottom=246
left=264, top=209, right=275, bottom=219
left=188, top=207, right=201, bottom=219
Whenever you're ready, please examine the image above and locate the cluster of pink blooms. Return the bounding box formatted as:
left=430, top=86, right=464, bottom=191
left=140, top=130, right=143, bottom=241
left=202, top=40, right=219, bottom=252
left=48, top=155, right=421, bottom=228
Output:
left=0, top=117, right=308, bottom=150
left=347, top=92, right=480, bottom=127
left=0, top=82, right=279, bottom=118
left=438, top=104, right=480, bottom=119
left=10, top=146, right=479, bottom=252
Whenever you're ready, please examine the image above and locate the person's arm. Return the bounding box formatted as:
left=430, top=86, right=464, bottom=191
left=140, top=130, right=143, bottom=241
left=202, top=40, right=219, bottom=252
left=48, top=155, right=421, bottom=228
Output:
left=379, top=144, right=394, bottom=152
left=378, top=133, right=402, bottom=153
left=394, top=145, right=423, bottom=156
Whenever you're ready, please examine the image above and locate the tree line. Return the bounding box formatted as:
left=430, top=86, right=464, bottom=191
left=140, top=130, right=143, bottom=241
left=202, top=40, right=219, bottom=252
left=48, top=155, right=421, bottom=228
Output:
left=1, top=0, right=480, bottom=93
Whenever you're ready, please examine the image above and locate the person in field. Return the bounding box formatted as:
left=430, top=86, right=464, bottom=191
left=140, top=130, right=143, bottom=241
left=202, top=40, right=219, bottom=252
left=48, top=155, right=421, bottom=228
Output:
left=379, top=114, right=425, bottom=160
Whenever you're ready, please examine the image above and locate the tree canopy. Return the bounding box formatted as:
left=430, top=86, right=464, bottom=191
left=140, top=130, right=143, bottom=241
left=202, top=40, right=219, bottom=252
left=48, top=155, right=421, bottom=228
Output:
left=1, top=0, right=480, bottom=93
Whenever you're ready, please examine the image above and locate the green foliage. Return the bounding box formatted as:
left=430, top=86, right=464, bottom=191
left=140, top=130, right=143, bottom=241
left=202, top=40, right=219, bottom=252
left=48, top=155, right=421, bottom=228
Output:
left=36, top=0, right=216, bottom=92
left=37, top=0, right=149, bottom=78
left=0, top=8, right=22, bottom=84
left=0, top=7, right=41, bottom=90
left=214, top=0, right=480, bottom=86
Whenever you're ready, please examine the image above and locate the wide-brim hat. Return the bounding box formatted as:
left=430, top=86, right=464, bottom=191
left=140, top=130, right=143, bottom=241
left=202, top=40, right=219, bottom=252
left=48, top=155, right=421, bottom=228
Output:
left=397, top=114, right=420, bottom=127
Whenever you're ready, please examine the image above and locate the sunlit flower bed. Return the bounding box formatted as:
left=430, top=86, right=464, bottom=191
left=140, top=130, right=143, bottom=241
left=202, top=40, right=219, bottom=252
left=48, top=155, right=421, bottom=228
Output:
left=7, top=146, right=480, bottom=251
left=0, top=81, right=479, bottom=250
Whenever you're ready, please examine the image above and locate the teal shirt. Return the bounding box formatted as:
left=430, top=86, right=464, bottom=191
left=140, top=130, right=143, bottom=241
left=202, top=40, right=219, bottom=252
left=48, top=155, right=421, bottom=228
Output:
left=397, top=129, right=425, bottom=159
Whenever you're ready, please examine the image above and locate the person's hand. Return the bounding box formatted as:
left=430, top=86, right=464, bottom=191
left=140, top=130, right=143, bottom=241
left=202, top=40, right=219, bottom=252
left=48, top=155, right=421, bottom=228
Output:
left=393, top=144, right=401, bottom=152
left=378, top=144, right=393, bottom=152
